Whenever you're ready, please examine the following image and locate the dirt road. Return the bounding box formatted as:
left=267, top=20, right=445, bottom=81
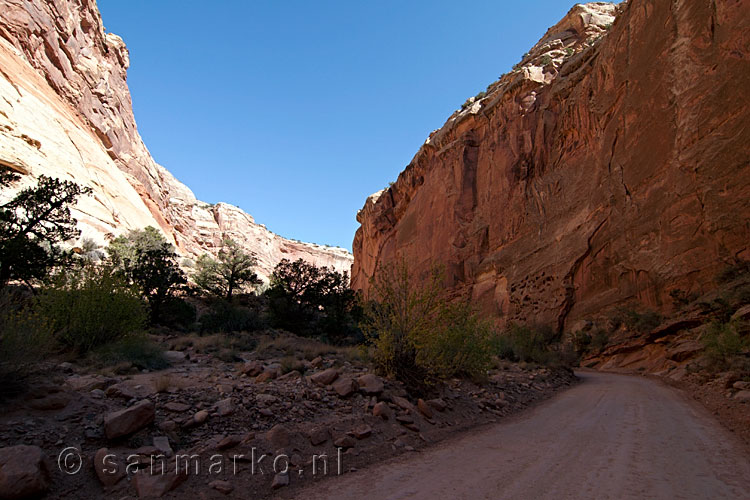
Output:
left=294, top=371, right=750, bottom=500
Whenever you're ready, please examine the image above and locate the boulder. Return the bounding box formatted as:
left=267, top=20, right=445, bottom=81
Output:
left=308, top=427, right=330, bottom=446
left=132, top=468, right=187, bottom=498
left=104, top=400, right=155, bottom=440
left=417, top=399, right=434, bottom=418
left=93, top=448, right=125, bottom=487
left=372, top=401, right=392, bottom=419
left=333, top=377, right=357, bottom=397
left=266, top=424, right=291, bottom=449
left=0, top=445, right=50, bottom=499
left=311, top=368, right=339, bottom=386
left=357, top=374, right=384, bottom=394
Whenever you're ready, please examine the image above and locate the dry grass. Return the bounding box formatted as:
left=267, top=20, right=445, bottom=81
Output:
left=256, top=333, right=361, bottom=364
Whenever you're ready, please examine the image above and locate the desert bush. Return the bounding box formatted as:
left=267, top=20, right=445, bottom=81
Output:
left=158, top=296, right=196, bottom=331
left=37, top=265, right=147, bottom=353
left=0, top=292, right=54, bottom=396
left=697, top=297, right=734, bottom=323
left=669, top=289, right=699, bottom=310
left=92, top=333, right=169, bottom=371
left=199, top=298, right=266, bottom=334
left=107, top=227, right=186, bottom=324
left=494, top=323, right=563, bottom=365
left=415, top=301, right=494, bottom=380
left=612, top=307, right=662, bottom=333
left=701, top=321, right=749, bottom=371
left=266, top=259, right=360, bottom=343
left=716, top=259, right=750, bottom=284
left=362, top=262, right=493, bottom=388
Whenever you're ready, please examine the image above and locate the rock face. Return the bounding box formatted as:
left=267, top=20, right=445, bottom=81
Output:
left=0, top=0, right=352, bottom=280
left=353, top=0, right=750, bottom=329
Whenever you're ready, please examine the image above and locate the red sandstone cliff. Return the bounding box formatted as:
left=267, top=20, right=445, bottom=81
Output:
left=0, top=0, right=352, bottom=280
left=353, top=0, right=750, bottom=330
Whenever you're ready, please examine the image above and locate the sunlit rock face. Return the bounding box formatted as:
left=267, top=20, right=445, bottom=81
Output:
left=352, top=0, right=750, bottom=329
left=0, top=0, right=352, bottom=280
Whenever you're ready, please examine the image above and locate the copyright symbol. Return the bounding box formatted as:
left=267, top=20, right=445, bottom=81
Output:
left=57, top=447, right=82, bottom=475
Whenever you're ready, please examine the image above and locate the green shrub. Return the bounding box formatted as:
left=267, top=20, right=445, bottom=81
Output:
left=540, top=55, right=552, bottom=65
left=669, top=289, right=698, bottom=310
left=701, top=321, right=748, bottom=371
left=416, top=301, right=494, bottom=380
left=495, top=323, right=563, bottom=365
left=591, top=329, right=610, bottom=352
left=612, top=307, right=662, bottom=333
left=266, top=259, right=360, bottom=343
left=565, top=47, right=575, bottom=56
left=37, top=265, right=147, bottom=353
left=199, top=298, right=265, bottom=333
left=158, top=297, right=196, bottom=331
left=0, top=292, right=54, bottom=397
left=362, top=262, right=493, bottom=388
left=716, top=259, right=750, bottom=284
left=92, top=334, right=169, bottom=371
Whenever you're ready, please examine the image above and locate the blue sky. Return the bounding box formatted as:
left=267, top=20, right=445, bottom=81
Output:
left=98, top=1, right=585, bottom=250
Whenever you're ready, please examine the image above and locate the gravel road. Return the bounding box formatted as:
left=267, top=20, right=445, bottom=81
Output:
left=295, top=371, right=750, bottom=500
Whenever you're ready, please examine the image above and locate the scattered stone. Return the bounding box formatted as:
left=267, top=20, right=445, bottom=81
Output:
left=132, top=468, right=187, bottom=497
left=217, top=435, right=243, bottom=451
left=357, top=374, right=384, bottom=394
left=310, top=357, right=324, bottom=368
left=26, top=393, right=71, bottom=411
left=163, top=351, right=186, bottom=363
left=427, top=398, right=447, bottom=412
left=349, top=425, right=372, bottom=440
left=734, top=390, right=750, bottom=402
left=392, top=396, right=417, bottom=413
left=266, top=424, right=291, bottom=449
left=104, top=400, right=155, bottom=440
left=255, top=371, right=277, bottom=383
left=372, top=401, right=392, bottom=419
left=733, top=381, right=750, bottom=391
left=0, top=445, right=50, bottom=499
left=333, top=377, right=357, bottom=397
left=333, top=436, right=356, bottom=449
left=93, top=447, right=125, bottom=487
left=240, top=360, right=264, bottom=377
left=210, top=480, right=234, bottom=495
left=417, top=399, right=433, bottom=419
left=311, top=368, right=339, bottom=386
left=308, top=427, right=329, bottom=446
left=259, top=408, right=273, bottom=417
left=216, top=398, right=235, bottom=417
left=395, top=414, right=414, bottom=424
left=272, top=472, right=289, bottom=489
left=153, top=436, right=173, bottom=457
left=193, top=410, right=210, bottom=425
left=66, top=374, right=109, bottom=392
left=256, top=394, right=279, bottom=405
left=164, top=402, right=190, bottom=412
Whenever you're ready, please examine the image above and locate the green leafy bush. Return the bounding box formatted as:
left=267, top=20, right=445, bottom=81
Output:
left=199, top=298, right=266, bottom=334
left=0, top=291, right=54, bottom=396
left=612, top=307, right=662, bottom=333
left=37, top=265, right=147, bottom=353
left=494, top=323, right=563, bottom=365
left=266, top=259, right=360, bottom=343
left=701, top=321, right=749, bottom=371
left=194, top=238, right=261, bottom=300
left=93, top=334, right=169, bottom=371
left=362, top=262, right=493, bottom=389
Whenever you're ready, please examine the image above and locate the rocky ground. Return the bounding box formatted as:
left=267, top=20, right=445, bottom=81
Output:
left=0, top=334, right=576, bottom=499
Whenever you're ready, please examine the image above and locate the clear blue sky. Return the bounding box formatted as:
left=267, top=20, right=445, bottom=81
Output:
left=98, top=0, right=586, bottom=250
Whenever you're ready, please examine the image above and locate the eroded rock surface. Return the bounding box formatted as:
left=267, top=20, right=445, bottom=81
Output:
left=352, top=0, right=750, bottom=328
left=0, top=0, right=352, bottom=280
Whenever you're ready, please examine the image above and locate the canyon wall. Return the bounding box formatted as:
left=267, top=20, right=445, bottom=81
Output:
left=0, top=0, right=352, bottom=280
left=353, top=0, right=750, bottom=330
